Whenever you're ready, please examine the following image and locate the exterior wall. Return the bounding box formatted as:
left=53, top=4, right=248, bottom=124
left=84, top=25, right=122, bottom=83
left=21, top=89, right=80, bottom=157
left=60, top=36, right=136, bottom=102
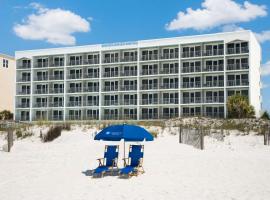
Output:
left=14, top=30, right=261, bottom=121
left=0, top=54, right=15, bottom=112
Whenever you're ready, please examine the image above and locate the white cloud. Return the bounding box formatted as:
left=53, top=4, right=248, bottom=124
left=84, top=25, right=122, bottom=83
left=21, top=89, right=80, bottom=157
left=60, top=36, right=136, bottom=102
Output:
left=221, top=24, right=245, bottom=32
left=13, top=3, right=91, bottom=45
left=166, top=0, right=267, bottom=31
left=255, top=31, right=270, bottom=43
left=261, top=61, right=270, bottom=76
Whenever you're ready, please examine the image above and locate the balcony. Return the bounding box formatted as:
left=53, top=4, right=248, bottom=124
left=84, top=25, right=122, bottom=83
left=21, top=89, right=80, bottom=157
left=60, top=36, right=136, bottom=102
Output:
left=34, top=102, right=47, bottom=108
left=181, top=51, right=201, bottom=58
left=182, top=66, right=201, bottom=73
left=68, top=87, right=82, bottom=93
left=50, top=115, right=64, bottom=121
left=121, top=56, right=137, bottom=62
left=103, top=115, right=119, bottom=120
left=19, top=116, right=30, bottom=121
left=51, top=61, right=65, bottom=67
left=203, top=65, right=224, bottom=72
left=205, top=112, right=224, bottom=118
left=160, top=68, right=179, bottom=74
left=121, top=70, right=137, bottom=76
left=227, top=63, right=249, bottom=71
left=122, top=114, right=137, bottom=120
left=227, top=47, right=249, bottom=54
left=69, top=60, right=82, bottom=66
left=84, top=58, right=99, bottom=65
left=84, top=72, right=99, bottom=78
left=84, top=101, right=99, bottom=106
left=123, top=99, right=137, bottom=105
left=17, top=77, right=31, bottom=82
left=103, top=86, right=118, bottom=92
left=141, top=113, right=158, bottom=120
left=182, top=112, right=202, bottom=117
left=17, top=89, right=30, bottom=95
left=34, top=89, right=48, bottom=94
left=17, top=103, right=30, bottom=108
left=35, top=76, right=48, bottom=81
left=119, top=85, right=137, bottom=91
left=161, top=113, right=178, bottom=119
left=17, top=63, right=31, bottom=69
left=35, top=62, right=48, bottom=68
left=68, top=101, right=82, bottom=107
left=160, top=83, right=178, bottom=89
left=49, top=102, right=63, bottom=107
left=204, top=81, right=224, bottom=87
left=103, top=57, right=119, bottom=64
left=50, top=88, right=64, bottom=94
left=67, top=74, right=82, bottom=79
left=104, top=100, right=119, bottom=106
left=227, top=79, right=249, bottom=86
left=182, top=82, right=201, bottom=88
left=68, top=115, right=82, bottom=120
left=160, top=53, right=179, bottom=60
left=205, top=96, right=224, bottom=103
left=84, top=115, right=99, bottom=120
left=141, top=98, right=158, bottom=105
left=203, top=49, right=224, bottom=56
left=182, top=97, right=202, bottom=104
left=141, top=69, right=158, bottom=75
left=141, top=84, right=158, bottom=90
left=49, top=75, right=64, bottom=80
left=83, top=86, right=99, bottom=92
left=162, top=98, right=179, bottom=104
left=141, top=54, right=159, bottom=61
left=103, top=71, right=119, bottom=78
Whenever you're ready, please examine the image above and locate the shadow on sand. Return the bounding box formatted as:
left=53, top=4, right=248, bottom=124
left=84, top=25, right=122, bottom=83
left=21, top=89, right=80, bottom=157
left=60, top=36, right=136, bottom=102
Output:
left=82, top=169, right=124, bottom=178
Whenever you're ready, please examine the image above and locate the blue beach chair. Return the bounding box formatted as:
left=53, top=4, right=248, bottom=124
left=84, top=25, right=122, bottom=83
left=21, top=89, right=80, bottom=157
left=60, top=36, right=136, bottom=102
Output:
left=120, top=145, right=144, bottom=177
left=93, top=145, right=119, bottom=177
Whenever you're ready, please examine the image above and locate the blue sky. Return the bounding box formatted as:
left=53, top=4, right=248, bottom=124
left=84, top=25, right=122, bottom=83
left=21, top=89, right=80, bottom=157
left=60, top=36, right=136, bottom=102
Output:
left=0, top=0, right=270, bottom=112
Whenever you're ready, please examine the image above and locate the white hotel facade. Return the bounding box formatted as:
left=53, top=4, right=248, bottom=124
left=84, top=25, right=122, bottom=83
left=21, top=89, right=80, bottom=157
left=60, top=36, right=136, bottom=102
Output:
left=15, top=30, right=262, bottom=121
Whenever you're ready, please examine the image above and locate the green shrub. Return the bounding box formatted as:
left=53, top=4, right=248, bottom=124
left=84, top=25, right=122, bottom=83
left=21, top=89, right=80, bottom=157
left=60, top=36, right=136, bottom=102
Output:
left=149, top=130, right=158, bottom=138
left=42, top=126, right=62, bottom=142
left=15, top=129, right=22, bottom=138
left=261, top=111, right=270, bottom=120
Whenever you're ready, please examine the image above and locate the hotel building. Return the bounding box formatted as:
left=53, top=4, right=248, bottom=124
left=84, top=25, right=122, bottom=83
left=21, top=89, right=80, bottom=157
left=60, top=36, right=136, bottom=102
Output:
left=15, top=30, right=261, bottom=121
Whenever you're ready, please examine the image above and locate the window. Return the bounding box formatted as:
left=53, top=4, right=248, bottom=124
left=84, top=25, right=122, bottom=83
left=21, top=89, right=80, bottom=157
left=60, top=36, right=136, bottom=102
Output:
left=3, top=59, right=8, bottom=68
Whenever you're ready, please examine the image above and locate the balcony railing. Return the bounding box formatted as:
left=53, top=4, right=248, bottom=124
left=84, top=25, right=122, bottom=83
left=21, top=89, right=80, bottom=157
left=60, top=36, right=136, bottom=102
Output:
left=160, top=53, right=179, bottom=60
left=205, top=96, right=224, bottom=103
left=161, top=113, right=178, bottom=119
left=227, top=79, right=249, bottom=86
left=119, top=85, right=137, bottom=91
left=84, top=101, right=99, bottom=106
left=227, top=47, right=249, bottom=54
left=121, top=56, right=137, bottom=62
left=141, top=113, right=158, bottom=119
left=203, top=65, right=224, bottom=72
left=67, top=74, right=82, bottom=79
left=227, top=63, right=249, bottom=70
left=34, top=89, right=48, bottom=94
left=182, top=66, right=201, bottom=73
left=84, top=58, right=99, bottom=65
left=182, top=82, right=201, bottom=88
left=104, top=100, right=119, bottom=106
left=141, top=98, right=158, bottom=105
left=121, top=70, right=137, bottom=76
left=103, top=86, right=118, bottom=92
left=17, top=63, right=31, bottom=69
left=103, top=71, right=119, bottom=77
left=204, top=81, right=224, bottom=87
left=19, top=116, right=30, bottom=121
left=51, top=61, right=65, bottom=67
left=160, top=68, right=179, bottom=74
left=35, top=76, right=48, bottom=81
left=122, top=114, right=137, bottom=120
left=182, top=97, right=202, bottom=104
left=35, top=62, right=48, bottom=68
left=181, top=51, right=201, bottom=58
left=69, top=60, right=83, bottom=66
left=50, top=88, right=64, bottom=94
left=103, top=114, right=119, bottom=120
left=17, top=90, right=30, bottom=95
left=182, top=112, right=202, bottom=117
left=103, top=57, right=119, bottom=63
left=162, top=98, right=179, bottom=104
left=17, top=103, right=30, bottom=108
left=141, top=69, right=158, bottom=75
left=203, top=49, right=224, bottom=56
left=141, top=84, right=158, bottom=90
left=49, top=102, right=63, bottom=107
left=50, top=115, right=64, bottom=121
left=68, top=87, right=82, bottom=93
left=49, top=75, right=64, bottom=80
left=83, top=86, right=99, bottom=92
left=84, top=115, right=99, bottom=120
left=17, top=77, right=31, bottom=82
left=160, top=83, right=178, bottom=89
left=141, top=54, right=159, bottom=61
left=205, top=112, right=224, bottom=118
left=84, top=72, right=99, bottom=78
left=123, top=99, right=137, bottom=105
left=68, top=101, right=82, bottom=107
left=68, top=115, right=82, bottom=120
left=34, top=102, right=47, bottom=108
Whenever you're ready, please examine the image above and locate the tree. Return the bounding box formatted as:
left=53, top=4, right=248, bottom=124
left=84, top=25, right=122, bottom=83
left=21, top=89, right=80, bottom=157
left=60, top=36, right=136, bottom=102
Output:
left=261, top=111, right=270, bottom=120
left=0, top=110, right=13, bottom=120
left=227, top=94, right=255, bottom=118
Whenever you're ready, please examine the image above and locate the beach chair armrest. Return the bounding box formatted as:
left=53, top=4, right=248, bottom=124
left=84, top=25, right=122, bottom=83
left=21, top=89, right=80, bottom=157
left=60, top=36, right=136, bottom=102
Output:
left=122, top=158, right=129, bottom=166
left=97, top=158, right=104, bottom=166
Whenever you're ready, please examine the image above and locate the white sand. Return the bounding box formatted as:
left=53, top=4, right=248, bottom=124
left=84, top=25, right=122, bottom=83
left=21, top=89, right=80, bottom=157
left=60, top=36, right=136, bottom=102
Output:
left=1, top=127, right=270, bottom=200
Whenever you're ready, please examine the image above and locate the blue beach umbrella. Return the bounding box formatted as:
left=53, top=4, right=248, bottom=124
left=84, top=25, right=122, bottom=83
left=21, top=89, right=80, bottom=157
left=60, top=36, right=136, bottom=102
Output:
left=94, top=124, right=154, bottom=156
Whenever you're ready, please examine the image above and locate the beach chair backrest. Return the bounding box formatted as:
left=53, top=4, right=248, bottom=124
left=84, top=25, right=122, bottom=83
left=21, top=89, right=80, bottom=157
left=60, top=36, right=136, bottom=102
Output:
left=104, top=145, right=119, bottom=167
left=129, top=145, right=144, bottom=167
